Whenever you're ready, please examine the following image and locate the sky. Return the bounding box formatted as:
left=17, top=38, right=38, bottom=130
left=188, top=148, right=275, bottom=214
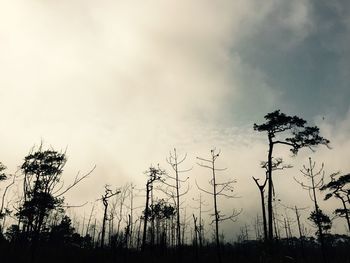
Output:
left=0, top=0, right=350, bottom=240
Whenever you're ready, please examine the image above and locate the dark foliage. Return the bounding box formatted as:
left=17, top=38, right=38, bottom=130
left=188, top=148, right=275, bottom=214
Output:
left=308, top=209, right=332, bottom=236
left=253, top=110, right=329, bottom=154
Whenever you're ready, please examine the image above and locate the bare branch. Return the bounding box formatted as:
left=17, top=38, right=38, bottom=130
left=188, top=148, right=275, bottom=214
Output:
left=55, top=165, right=96, bottom=197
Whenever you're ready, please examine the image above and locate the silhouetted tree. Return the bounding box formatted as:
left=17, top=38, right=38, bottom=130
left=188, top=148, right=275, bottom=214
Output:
left=295, top=157, right=331, bottom=262
left=254, top=110, right=329, bottom=244
left=85, top=202, right=96, bottom=237
left=163, top=148, right=191, bottom=248
left=253, top=158, right=291, bottom=242
left=0, top=163, right=16, bottom=234
left=126, top=183, right=135, bottom=248
left=141, top=165, right=165, bottom=251
left=148, top=199, right=175, bottom=246
left=196, top=149, right=241, bottom=263
left=107, top=184, right=128, bottom=247
left=16, top=143, right=94, bottom=263
left=294, top=158, right=326, bottom=235
left=252, top=176, right=267, bottom=242
left=20, top=148, right=66, bottom=239
left=49, top=215, right=75, bottom=245
left=321, top=173, right=350, bottom=232
left=192, top=193, right=208, bottom=248
left=100, top=185, right=119, bottom=248
left=308, top=209, right=332, bottom=236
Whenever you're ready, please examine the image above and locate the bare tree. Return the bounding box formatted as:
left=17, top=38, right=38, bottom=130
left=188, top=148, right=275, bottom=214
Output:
left=0, top=165, right=17, bottom=232
left=163, top=148, right=192, bottom=248
left=127, top=183, right=135, bottom=248
left=100, top=185, right=120, bottom=248
left=192, top=193, right=209, bottom=248
left=277, top=201, right=308, bottom=242
left=196, top=149, right=241, bottom=263
left=294, top=157, right=331, bottom=262
left=252, top=174, right=268, bottom=243
left=86, top=202, right=96, bottom=237
left=115, top=185, right=128, bottom=239
left=192, top=213, right=200, bottom=260
left=253, top=158, right=291, bottom=242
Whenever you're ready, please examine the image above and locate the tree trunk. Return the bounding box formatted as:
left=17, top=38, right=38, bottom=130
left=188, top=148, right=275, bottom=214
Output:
left=101, top=201, right=108, bottom=248
left=141, top=183, right=150, bottom=251
left=340, top=197, right=350, bottom=232
left=267, top=135, right=274, bottom=245
left=212, top=158, right=221, bottom=263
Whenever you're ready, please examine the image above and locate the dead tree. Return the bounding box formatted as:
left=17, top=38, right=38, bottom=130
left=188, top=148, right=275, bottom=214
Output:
left=0, top=166, right=17, bottom=232
left=192, top=214, right=200, bottom=260
left=192, top=193, right=209, bottom=248
left=162, top=148, right=192, bottom=248
left=253, top=158, right=291, bottom=242
left=293, top=205, right=307, bottom=258
left=271, top=196, right=282, bottom=240
left=141, top=165, right=165, bottom=251
left=100, top=185, right=120, bottom=248
left=124, top=214, right=131, bottom=248
left=254, top=214, right=263, bottom=240
left=193, top=214, right=199, bottom=245
left=136, top=216, right=142, bottom=249
left=92, top=218, right=97, bottom=246
left=116, top=185, right=128, bottom=239
left=196, top=149, right=241, bottom=263
left=86, top=202, right=96, bottom=237
left=127, top=183, right=135, bottom=248
left=252, top=175, right=268, bottom=242
left=294, top=157, right=330, bottom=262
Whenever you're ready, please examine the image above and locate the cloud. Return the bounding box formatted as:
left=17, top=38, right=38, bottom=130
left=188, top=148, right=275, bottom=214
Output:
left=233, top=0, right=350, bottom=120
left=0, top=0, right=349, bottom=238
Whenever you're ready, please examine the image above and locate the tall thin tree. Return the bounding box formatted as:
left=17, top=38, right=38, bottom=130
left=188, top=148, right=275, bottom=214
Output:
left=100, top=185, right=119, bottom=248
left=196, top=149, right=241, bottom=263
left=253, top=158, right=291, bottom=242
left=294, top=157, right=331, bottom=262
left=141, top=165, right=165, bottom=251
left=164, top=148, right=191, bottom=247
left=254, top=110, right=329, bottom=244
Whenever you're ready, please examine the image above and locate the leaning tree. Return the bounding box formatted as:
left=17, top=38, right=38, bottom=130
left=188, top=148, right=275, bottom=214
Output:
left=254, top=110, right=329, bottom=243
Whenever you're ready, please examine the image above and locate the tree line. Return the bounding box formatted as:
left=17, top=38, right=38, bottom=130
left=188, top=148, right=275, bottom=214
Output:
left=0, top=110, right=349, bottom=263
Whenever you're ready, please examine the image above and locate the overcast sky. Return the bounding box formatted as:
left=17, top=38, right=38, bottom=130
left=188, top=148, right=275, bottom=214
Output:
left=0, top=0, right=350, bottom=239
